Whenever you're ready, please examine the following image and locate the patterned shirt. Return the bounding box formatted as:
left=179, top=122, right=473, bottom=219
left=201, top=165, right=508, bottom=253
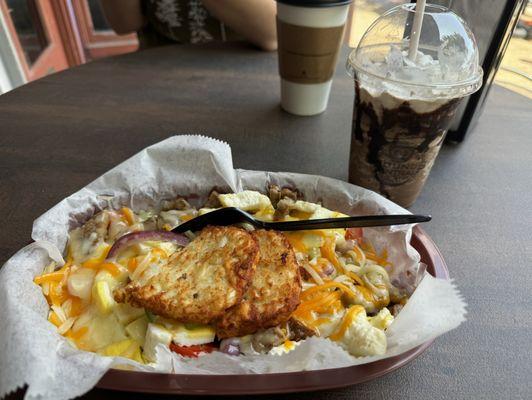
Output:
left=140, top=0, right=239, bottom=47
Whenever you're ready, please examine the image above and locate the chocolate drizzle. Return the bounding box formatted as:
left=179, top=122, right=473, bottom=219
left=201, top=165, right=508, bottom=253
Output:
left=350, top=80, right=462, bottom=206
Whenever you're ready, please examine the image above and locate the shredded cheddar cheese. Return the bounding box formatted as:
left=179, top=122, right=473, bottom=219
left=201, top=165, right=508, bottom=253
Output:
left=121, top=207, right=135, bottom=226
left=34, top=271, right=65, bottom=285
left=321, top=237, right=341, bottom=269
left=48, top=282, right=69, bottom=306
left=127, top=257, right=138, bottom=273
left=48, top=311, right=62, bottom=327
left=180, top=214, right=196, bottom=222
left=301, top=281, right=355, bottom=300
left=346, top=271, right=364, bottom=286
left=284, top=232, right=307, bottom=253
left=66, top=326, right=88, bottom=341
left=82, top=244, right=111, bottom=269
left=99, top=262, right=122, bottom=277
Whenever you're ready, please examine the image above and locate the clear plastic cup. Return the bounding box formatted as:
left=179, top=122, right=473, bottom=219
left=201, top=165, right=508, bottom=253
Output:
left=346, top=3, right=483, bottom=207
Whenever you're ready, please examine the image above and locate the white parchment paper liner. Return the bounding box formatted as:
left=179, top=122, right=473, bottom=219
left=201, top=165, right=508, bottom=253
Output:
left=0, top=135, right=466, bottom=400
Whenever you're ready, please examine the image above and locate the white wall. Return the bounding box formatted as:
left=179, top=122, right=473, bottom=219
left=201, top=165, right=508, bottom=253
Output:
left=0, top=53, right=12, bottom=93
left=0, top=7, right=26, bottom=94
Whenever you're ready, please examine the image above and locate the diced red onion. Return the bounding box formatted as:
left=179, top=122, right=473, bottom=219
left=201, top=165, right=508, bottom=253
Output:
left=107, top=230, right=189, bottom=259
left=322, top=263, right=335, bottom=276
left=220, top=338, right=241, bottom=356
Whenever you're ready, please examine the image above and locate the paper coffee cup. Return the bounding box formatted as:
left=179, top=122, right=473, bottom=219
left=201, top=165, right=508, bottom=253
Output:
left=277, top=0, right=352, bottom=116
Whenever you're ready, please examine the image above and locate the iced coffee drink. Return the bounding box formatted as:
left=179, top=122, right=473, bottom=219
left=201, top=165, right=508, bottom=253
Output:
left=346, top=4, right=483, bottom=207
left=351, top=76, right=462, bottom=207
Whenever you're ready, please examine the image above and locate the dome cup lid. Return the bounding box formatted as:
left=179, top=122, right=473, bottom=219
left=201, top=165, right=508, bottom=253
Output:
left=346, top=3, right=483, bottom=100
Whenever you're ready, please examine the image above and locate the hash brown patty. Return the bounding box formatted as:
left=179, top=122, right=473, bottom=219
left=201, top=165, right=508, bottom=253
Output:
left=215, top=229, right=302, bottom=338
left=114, top=226, right=259, bottom=324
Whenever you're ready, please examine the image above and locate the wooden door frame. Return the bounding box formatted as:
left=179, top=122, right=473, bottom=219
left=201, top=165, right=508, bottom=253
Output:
left=71, top=0, right=138, bottom=59
left=0, top=0, right=71, bottom=81
left=50, top=0, right=86, bottom=66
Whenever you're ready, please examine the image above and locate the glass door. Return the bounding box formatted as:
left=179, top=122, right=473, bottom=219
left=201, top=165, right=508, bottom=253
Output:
left=0, top=0, right=69, bottom=81
left=72, top=0, right=138, bottom=60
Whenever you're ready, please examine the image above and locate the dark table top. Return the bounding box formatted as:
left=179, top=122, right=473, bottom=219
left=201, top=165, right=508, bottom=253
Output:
left=1, top=42, right=531, bottom=400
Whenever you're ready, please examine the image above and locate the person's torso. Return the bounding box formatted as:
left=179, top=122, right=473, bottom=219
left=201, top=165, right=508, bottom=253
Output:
left=140, top=0, right=239, bottom=47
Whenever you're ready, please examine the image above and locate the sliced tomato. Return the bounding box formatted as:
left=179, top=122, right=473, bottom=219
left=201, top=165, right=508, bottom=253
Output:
left=169, top=343, right=216, bottom=358
left=345, top=227, right=363, bottom=241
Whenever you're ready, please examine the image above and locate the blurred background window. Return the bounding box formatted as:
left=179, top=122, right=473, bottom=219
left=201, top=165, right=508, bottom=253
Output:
left=72, top=0, right=138, bottom=60
left=495, top=0, right=531, bottom=99
left=347, top=0, right=405, bottom=47
left=87, top=0, right=108, bottom=31
left=0, top=0, right=530, bottom=106
left=346, top=0, right=531, bottom=141
left=0, top=0, right=138, bottom=91
left=6, top=0, right=48, bottom=65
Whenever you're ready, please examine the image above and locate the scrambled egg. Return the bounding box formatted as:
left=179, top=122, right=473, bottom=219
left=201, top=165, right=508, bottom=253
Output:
left=143, top=323, right=172, bottom=362
left=269, top=340, right=300, bottom=356
left=289, top=200, right=320, bottom=214
left=218, top=191, right=272, bottom=212
left=143, top=321, right=216, bottom=362
left=331, top=307, right=393, bottom=357
left=369, top=307, right=394, bottom=330
left=289, top=201, right=349, bottom=220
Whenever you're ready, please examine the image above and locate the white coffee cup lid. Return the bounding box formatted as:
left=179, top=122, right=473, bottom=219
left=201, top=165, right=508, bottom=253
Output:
left=277, top=0, right=352, bottom=8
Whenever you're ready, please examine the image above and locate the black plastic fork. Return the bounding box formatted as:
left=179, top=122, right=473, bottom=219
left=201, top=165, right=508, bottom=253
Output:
left=172, top=207, right=430, bottom=233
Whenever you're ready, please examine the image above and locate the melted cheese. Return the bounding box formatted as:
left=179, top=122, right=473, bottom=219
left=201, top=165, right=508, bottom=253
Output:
left=330, top=306, right=390, bottom=357
left=34, top=190, right=399, bottom=364
left=81, top=244, right=111, bottom=269
left=120, top=207, right=135, bottom=225
left=269, top=340, right=300, bottom=355
left=329, top=305, right=365, bottom=341
left=301, top=281, right=355, bottom=300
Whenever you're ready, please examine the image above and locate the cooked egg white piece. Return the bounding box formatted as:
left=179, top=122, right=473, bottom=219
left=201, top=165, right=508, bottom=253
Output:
left=113, top=303, right=145, bottom=325
left=289, top=200, right=320, bottom=214
left=331, top=306, right=392, bottom=357
left=67, top=267, right=96, bottom=301
left=269, top=340, right=300, bottom=356
left=198, top=208, right=217, bottom=216
left=143, top=321, right=216, bottom=361
left=314, top=311, right=345, bottom=338
left=92, top=281, right=115, bottom=314
left=369, top=307, right=394, bottom=330
left=99, top=339, right=143, bottom=363
left=94, top=268, right=128, bottom=290
left=74, top=307, right=128, bottom=351
left=143, top=323, right=173, bottom=362
left=171, top=324, right=216, bottom=346
left=155, top=317, right=216, bottom=346
left=125, top=315, right=149, bottom=345
left=218, top=191, right=272, bottom=212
